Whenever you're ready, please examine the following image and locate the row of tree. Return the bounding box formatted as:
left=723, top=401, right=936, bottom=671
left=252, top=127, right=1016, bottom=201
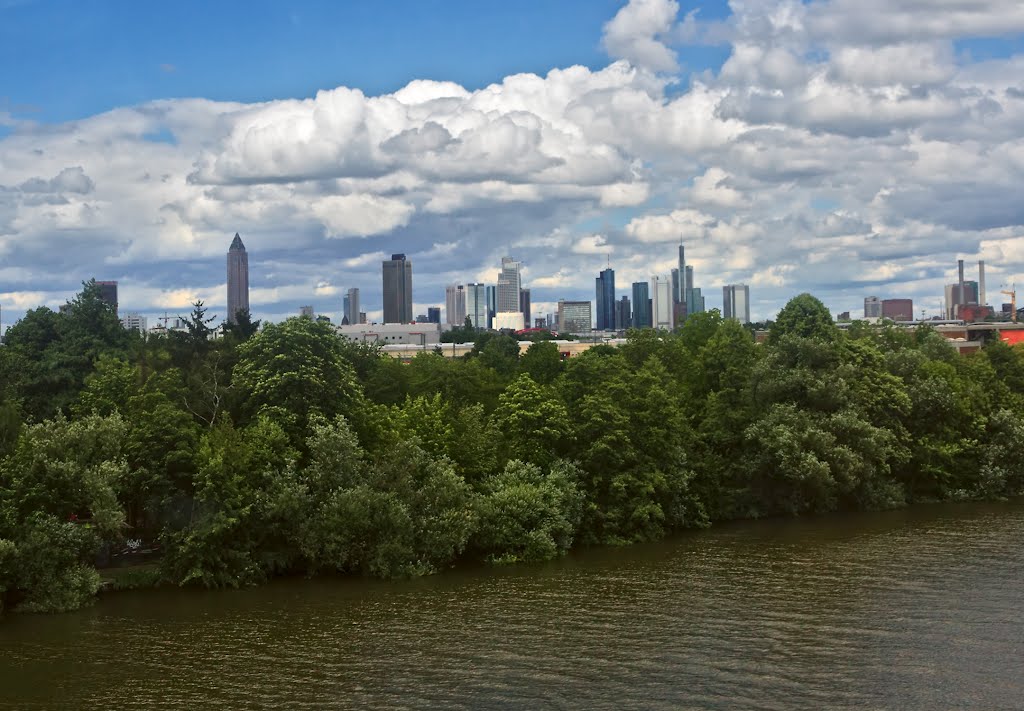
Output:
left=1, top=283, right=1022, bottom=614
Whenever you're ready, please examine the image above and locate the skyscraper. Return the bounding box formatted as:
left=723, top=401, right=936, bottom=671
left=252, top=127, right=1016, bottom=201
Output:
left=497, top=257, right=521, bottom=312
left=446, top=285, right=467, bottom=325
left=616, top=295, right=632, bottom=330
left=651, top=276, right=674, bottom=330
left=382, top=253, right=413, bottom=324
left=427, top=306, right=441, bottom=324
left=494, top=257, right=525, bottom=330
left=520, top=288, right=531, bottom=325
left=485, top=285, right=497, bottom=330
left=466, top=283, right=488, bottom=329
left=723, top=284, right=751, bottom=324
left=96, top=280, right=118, bottom=313
left=595, top=267, right=616, bottom=330
left=631, top=281, right=651, bottom=328
left=226, top=233, right=249, bottom=324
left=343, top=287, right=360, bottom=326
left=684, top=265, right=700, bottom=315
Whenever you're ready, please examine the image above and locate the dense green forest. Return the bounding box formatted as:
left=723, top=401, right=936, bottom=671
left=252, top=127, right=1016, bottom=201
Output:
left=1, top=282, right=1022, bottom=614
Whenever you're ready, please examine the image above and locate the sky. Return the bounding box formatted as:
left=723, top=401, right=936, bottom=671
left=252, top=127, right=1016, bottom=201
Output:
left=1, top=0, right=1024, bottom=327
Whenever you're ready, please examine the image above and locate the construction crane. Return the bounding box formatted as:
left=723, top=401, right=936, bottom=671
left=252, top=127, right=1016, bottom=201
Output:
left=1001, top=284, right=1017, bottom=323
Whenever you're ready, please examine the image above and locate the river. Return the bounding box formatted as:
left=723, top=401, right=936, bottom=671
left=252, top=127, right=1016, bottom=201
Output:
left=1, top=501, right=1022, bottom=709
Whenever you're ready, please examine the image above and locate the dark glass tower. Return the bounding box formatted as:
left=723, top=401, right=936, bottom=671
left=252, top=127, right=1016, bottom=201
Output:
left=631, top=281, right=651, bottom=328
left=382, top=253, right=413, bottom=324
left=596, top=267, right=616, bottom=330
left=226, top=233, right=249, bottom=324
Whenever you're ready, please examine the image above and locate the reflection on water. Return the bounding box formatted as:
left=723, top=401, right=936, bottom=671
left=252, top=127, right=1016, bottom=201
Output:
left=2, top=502, right=1022, bottom=709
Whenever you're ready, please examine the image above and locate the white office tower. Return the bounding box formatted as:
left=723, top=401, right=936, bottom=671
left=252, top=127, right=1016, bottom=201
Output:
left=494, top=256, right=524, bottom=329
left=445, top=284, right=467, bottom=325
left=651, top=276, right=674, bottom=330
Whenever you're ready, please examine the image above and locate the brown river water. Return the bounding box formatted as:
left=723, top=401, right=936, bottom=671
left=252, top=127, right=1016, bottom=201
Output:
left=1, top=501, right=1022, bottom=709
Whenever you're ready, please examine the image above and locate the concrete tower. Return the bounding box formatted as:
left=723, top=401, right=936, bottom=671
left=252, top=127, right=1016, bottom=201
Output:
left=226, top=233, right=249, bottom=324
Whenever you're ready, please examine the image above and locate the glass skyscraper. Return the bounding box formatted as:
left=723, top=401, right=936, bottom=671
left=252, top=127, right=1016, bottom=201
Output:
left=631, top=281, right=651, bottom=328
left=382, top=253, right=413, bottom=324
left=595, top=267, right=616, bottom=330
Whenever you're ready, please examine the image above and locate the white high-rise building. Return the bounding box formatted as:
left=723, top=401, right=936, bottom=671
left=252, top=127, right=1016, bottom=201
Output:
left=723, top=284, right=751, bottom=324
left=120, top=313, right=147, bottom=332
left=445, top=284, right=467, bottom=325
left=864, top=296, right=882, bottom=319
left=651, top=276, right=674, bottom=330
left=494, top=256, right=524, bottom=330
left=496, top=257, right=522, bottom=312
left=343, top=288, right=360, bottom=326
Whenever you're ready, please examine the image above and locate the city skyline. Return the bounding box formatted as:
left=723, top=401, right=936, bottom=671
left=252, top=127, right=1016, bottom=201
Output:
left=2, top=1, right=1023, bottom=329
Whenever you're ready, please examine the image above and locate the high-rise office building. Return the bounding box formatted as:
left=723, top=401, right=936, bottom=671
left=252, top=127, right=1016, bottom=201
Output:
left=299, top=305, right=314, bottom=319
left=683, top=265, right=703, bottom=316
left=427, top=306, right=441, bottom=324
left=723, top=284, right=751, bottom=324
left=558, top=300, right=592, bottom=333
left=671, top=268, right=681, bottom=306
left=651, top=276, right=674, bottom=330
left=466, top=283, right=488, bottom=329
left=864, top=296, right=882, bottom=319
left=382, top=253, right=413, bottom=324
left=485, top=285, right=497, bottom=330
left=95, top=280, right=118, bottom=314
left=343, top=288, right=360, bottom=326
left=595, top=267, right=616, bottom=330
left=497, top=257, right=521, bottom=312
left=881, top=299, right=914, bottom=321
left=446, top=284, right=467, bottom=325
left=226, top=233, right=249, bottom=324
left=631, top=282, right=652, bottom=328
left=616, top=295, right=632, bottom=330
left=493, top=257, right=524, bottom=330
left=520, top=288, right=531, bottom=325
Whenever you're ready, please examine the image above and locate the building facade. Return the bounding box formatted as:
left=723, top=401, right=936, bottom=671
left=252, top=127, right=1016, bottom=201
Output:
left=96, top=280, right=119, bottom=313
left=226, top=233, right=249, bottom=324
left=616, top=295, right=632, bottom=330
left=881, top=298, right=914, bottom=321
left=382, top=253, right=413, bottom=324
left=445, top=284, right=467, bottom=325
left=427, top=306, right=441, bottom=323
left=864, top=296, right=882, bottom=319
left=466, top=283, right=488, bottom=329
left=723, top=284, right=751, bottom=324
left=336, top=322, right=442, bottom=346
left=651, top=276, right=674, bottom=330
left=595, top=267, right=616, bottom=330
left=496, top=257, right=521, bottom=312
left=120, top=312, right=146, bottom=332
left=631, top=281, right=651, bottom=328
left=520, top=288, right=531, bottom=326
left=558, top=300, right=592, bottom=333
left=343, top=287, right=360, bottom=326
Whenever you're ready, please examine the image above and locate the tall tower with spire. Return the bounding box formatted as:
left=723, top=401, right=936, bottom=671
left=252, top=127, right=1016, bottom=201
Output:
left=226, top=233, right=249, bottom=324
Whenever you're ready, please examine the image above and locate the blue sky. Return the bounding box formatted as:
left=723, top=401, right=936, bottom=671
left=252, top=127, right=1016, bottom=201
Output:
left=1, top=0, right=731, bottom=123
left=1, top=0, right=1023, bottom=327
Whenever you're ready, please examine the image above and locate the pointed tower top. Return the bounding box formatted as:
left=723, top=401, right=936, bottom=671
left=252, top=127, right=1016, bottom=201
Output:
left=229, top=233, right=246, bottom=251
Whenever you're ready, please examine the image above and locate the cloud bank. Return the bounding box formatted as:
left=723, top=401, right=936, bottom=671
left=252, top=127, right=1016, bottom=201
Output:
left=1, top=0, right=1023, bottom=325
